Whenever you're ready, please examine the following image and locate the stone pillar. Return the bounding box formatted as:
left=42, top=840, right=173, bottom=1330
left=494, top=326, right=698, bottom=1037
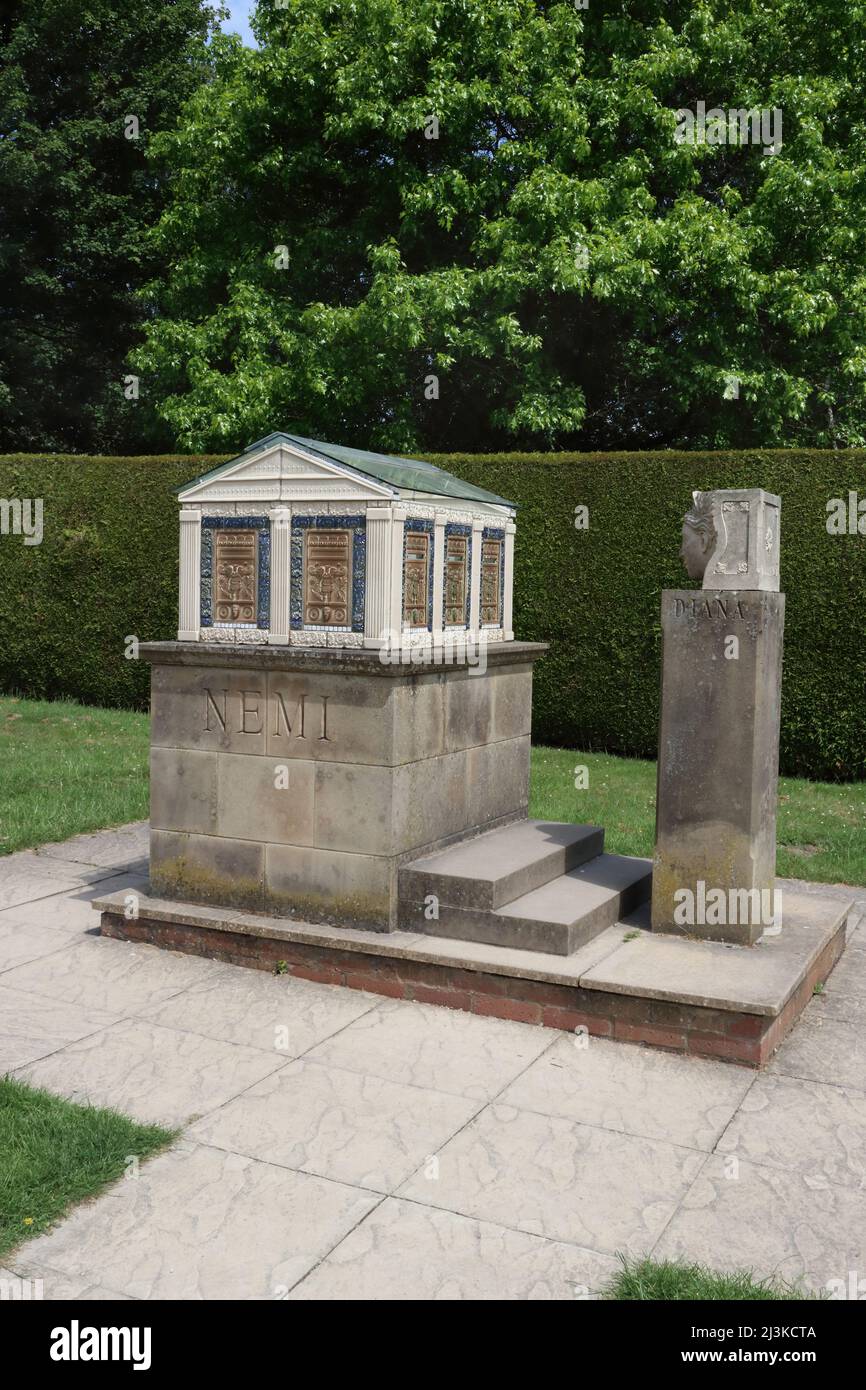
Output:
left=388, top=508, right=406, bottom=638
left=364, top=507, right=394, bottom=647
left=651, top=589, right=785, bottom=945
left=469, top=519, right=484, bottom=634
left=177, top=510, right=200, bottom=641
left=269, top=507, right=291, bottom=645
left=432, top=512, right=446, bottom=639
left=503, top=520, right=516, bottom=640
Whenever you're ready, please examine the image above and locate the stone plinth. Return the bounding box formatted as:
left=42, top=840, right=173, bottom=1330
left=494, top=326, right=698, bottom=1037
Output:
left=651, top=590, right=785, bottom=945
left=140, top=640, right=546, bottom=931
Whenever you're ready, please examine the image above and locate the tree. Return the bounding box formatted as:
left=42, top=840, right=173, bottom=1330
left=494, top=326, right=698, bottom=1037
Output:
left=0, top=0, right=220, bottom=453
left=136, top=0, right=866, bottom=453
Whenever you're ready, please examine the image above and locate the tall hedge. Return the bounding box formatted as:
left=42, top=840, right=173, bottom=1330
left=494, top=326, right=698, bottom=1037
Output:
left=1, top=450, right=864, bottom=780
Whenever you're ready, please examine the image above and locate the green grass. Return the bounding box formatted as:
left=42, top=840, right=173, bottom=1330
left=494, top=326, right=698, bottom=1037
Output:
left=605, top=1256, right=812, bottom=1301
left=531, top=746, right=866, bottom=887
left=0, top=694, right=149, bottom=854
left=1, top=695, right=864, bottom=887
left=0, top=1077, right=175, bottom=1258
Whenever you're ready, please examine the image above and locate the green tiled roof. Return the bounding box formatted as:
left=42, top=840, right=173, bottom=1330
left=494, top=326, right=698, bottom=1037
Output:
left=178, top=432, right=514, bottom=509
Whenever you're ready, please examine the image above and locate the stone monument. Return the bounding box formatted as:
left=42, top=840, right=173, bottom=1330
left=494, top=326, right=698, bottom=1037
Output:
left=96, top=456, right=851, bottom=1069
left=651, top=488, right=785, bottom=944
left=142, top=432, right=540, bottom=930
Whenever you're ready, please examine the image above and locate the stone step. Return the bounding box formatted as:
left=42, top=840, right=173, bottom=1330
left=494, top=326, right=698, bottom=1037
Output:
left=398, top=819, right=605, bottom=913
left=415, top=853, right=653, bottom=957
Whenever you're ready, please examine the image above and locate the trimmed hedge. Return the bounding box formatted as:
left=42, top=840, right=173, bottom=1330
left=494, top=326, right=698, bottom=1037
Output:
left=1, top=449, right=865, bottom=780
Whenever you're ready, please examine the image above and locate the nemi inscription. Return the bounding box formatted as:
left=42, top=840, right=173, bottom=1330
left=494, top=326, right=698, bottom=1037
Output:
left=204, top=688, right=332, bottom=740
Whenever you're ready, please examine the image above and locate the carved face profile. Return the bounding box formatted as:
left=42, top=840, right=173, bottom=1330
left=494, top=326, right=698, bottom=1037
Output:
left=680, top=491, right=717, bottom=580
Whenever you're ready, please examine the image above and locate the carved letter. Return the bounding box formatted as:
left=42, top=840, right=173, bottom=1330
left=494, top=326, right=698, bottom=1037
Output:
left=241, top=689, right=263, bottom=734
left=204, top=688, right=227, bottom=731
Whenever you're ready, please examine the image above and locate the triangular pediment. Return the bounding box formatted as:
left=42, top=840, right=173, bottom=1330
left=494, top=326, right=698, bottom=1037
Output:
left=178, top=439, right=398, bottom=504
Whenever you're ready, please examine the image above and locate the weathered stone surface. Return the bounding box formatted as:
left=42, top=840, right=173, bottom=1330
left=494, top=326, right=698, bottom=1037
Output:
left=150, top=746, right=217, bottom=837
left=150, top=828, right=265, bottom=909
left=587, top=889, right=849, bottom=1015
left=466, top=736, right=531, bottom=826
left=652, top=589, right=785, bottom=944
left=216, top=752, right=314, bottom=846
left=142, top=645, right=543, bottom=929
left=399, top=819, right=605, bottom=912
left=265, top=843, right=393, bottom=926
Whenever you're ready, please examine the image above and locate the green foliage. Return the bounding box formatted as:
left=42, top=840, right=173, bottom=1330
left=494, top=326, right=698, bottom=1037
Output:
left=0, top=0, right=219, bottom=453
left=434, top=447, right=866, bottom=780
left=0, top=1076, right=174, bottom=1257
left=135, top=0, right=866, bottom=453
left=0, top=453, right=218, bottom=708
left=0, top=448, right=864, bottom=781
left=0, top=694, right=149, bottom=854
left=606, top=1256, right=812, bottom=1301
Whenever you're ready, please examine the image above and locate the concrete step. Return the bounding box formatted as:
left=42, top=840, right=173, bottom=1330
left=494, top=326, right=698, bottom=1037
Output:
left=415, top=853, right=653, bottom=957
left=398, top=819, right=605, bottom=913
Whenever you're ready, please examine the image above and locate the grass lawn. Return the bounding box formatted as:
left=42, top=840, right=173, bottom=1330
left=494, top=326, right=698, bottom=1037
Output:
left=0, top=694, right=149, bottom=855
left=1, top=695, right=864, bottom=886
left=605, top=1256, right=811, bottom=1301
left=0, top=1077, right=175, bottom=1259
left=531, top=746, right=866, bottom=887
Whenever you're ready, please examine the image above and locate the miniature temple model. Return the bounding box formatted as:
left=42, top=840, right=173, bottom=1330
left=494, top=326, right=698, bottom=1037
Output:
left=175, top=433, right=516, bottom=648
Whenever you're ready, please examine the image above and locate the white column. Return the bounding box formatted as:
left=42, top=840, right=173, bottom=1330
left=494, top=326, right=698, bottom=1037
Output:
left=432, top=513, right=446, bottom=639
left=364, top=507, right=394, bottom=647
left=178, top=509, right=200, bottom=641
left=388, top=508, right=407, bottom=637
left=269, top=506, right=291, bottom=644
left=502, top=519, right=516, bottom=640
left=469, top=519, right=483, bottom=635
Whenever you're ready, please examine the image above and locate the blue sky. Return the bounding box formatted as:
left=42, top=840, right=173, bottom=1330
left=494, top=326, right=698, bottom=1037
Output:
left=220, top=1, right=258, bottom=48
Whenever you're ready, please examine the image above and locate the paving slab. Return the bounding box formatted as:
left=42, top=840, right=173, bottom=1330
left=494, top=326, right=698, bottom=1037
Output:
left=581, top=890, right=849, bottom=1015
left=1, top=1262, right=130, bottom=1300
left=304, top=997, right=555, bottom=1101
left=820, top=936, right=866, bottom=1000
left=140, top=963, right=379, bottom=1055
left=35, top=822, right=149, bottom=870
left=1, top=935, right=221, bottom=1014
left=654, top=1154, right=866, bottom=1296
left=190, top=1058, right=479, bottom=1194
left=499, top=1035, right=754, bottom=1151
left=0, top=877, right=150, bottom=934
left=398, top=1102, right=705, bottom=1254
left=17, top=1018, right=285, bottom=1128
left=0, top=857, right=100, bottom=910
left=289, top=1197, right=619, bottom=1301
left=0, top=983, right=119, bottom=1072
left=18, top=1141, right=380, bottom=1300
left=768, top=1011, right=866, bottom=1091
left=0, top=919, right=76, bottom=972
left=716, top=1073, right=866, bottom=1189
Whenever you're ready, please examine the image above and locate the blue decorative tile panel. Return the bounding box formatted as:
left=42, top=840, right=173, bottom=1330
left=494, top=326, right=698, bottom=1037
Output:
left=201, top=515, right=270, bottom=629
left=291, top=514, right=366, bottom=633
left=403, top=518, right=435, bottom=631
left=481, top=526, right=506, bottom=626
left=443, top=521, right=472, bottom=628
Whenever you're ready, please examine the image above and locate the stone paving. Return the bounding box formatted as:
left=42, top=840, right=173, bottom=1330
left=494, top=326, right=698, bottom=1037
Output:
left=1, top=823, right=865, bottom=1301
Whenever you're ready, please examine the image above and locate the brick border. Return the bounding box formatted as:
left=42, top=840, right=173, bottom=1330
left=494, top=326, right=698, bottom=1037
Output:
left=101, top=910, right=846, bottom=1068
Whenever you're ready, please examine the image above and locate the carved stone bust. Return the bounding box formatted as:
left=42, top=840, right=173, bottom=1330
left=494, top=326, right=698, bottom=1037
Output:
left=680, top=488, right=781, bottom=592
left=680, top=491, right=717, bottom=581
